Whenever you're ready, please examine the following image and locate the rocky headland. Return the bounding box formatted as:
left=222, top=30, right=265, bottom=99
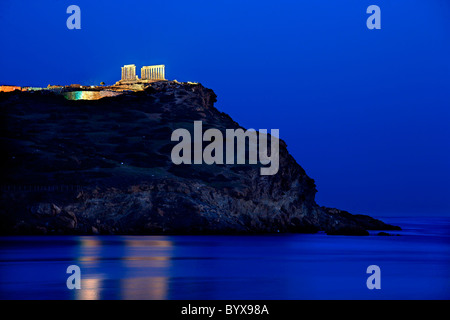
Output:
left=0, top=81, right=401, bottom=235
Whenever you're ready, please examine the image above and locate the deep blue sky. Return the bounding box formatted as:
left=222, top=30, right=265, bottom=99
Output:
left=1, top=0, right=449, bottom=216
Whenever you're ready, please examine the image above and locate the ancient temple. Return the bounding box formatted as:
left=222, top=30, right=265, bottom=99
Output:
left=121, top=64, right=137, bottom=81
left=141, top=65, right=165, bottom=81
left=119, top=64, right=165, bottom=83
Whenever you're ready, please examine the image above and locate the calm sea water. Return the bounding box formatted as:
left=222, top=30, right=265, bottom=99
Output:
left=0, top=217, right=449, bottom=300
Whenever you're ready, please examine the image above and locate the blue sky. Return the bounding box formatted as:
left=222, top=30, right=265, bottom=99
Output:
left=1, top=0, right=449, bottom=216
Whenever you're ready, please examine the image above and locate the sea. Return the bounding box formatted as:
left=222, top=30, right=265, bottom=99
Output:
left=0, top=216, right=449, bottom=300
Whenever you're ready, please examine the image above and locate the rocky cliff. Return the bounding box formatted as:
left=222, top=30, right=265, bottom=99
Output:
left=0, top=82, right=400, bottom=235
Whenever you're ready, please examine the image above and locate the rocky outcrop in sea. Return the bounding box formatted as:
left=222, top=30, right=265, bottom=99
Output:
left=0, top=82, right=400, bottom=235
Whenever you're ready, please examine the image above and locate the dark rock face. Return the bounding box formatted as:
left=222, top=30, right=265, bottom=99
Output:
left=0, top=82, right=400, bottom=235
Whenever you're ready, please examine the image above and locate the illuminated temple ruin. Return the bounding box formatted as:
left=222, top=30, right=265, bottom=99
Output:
left=121, top=64, right=137, bottom=81
left=141, top=65, right=165, bottom=81
left=119, top=64, right=165, bottom=83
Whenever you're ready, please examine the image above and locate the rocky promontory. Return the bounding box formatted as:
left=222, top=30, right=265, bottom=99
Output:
left=0, top=82, right=400, bottom=235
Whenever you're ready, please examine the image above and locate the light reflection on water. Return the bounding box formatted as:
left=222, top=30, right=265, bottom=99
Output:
left=0, top=217, right=449, bottom=300
left=70, top=236, right=174, bottom=300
